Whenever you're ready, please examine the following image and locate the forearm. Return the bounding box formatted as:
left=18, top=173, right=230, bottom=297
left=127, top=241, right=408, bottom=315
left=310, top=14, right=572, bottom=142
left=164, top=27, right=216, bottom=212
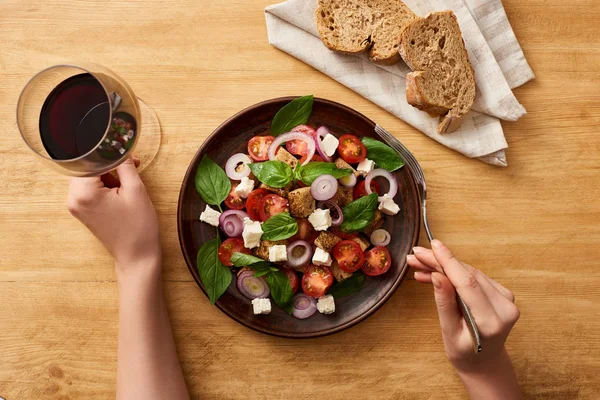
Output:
left=457, top=349, right=521, bottom=400
left=116, top=259, right=189, bottom=400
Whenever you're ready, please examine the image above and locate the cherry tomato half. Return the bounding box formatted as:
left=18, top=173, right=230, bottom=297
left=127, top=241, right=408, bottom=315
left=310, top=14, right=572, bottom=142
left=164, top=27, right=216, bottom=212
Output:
left=333, top=240, right=365, bottom=273
left=259, top=194, right=289, bottom=221
left=290, top=218, right=319, bottom=244
left=302, top=264, right=334, bottom=298
left=299, top=153, right=324, bottom=165
left=246, top=188, right=270, bottom=221
left=361, top=246, right=392, bottom=276
left=248, top=135, right=275, bottom=162
left=338, top=134, right=367, bottom=164
left=224, top=183, right=246, bottom=210
left=353, top=179, right=382, bottom=200
left=281, top=267, right=300, bottom=294
left=218, top=238, right=250, bottom=266
left=286, top=125, right=316, bottom=156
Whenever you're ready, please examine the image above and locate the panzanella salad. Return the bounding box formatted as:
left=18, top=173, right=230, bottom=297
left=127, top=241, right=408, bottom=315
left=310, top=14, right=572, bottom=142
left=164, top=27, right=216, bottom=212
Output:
left=195, top=95, right=405, bottom=318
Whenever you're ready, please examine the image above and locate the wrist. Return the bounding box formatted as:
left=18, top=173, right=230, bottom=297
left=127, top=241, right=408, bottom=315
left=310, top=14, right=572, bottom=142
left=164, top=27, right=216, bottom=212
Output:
left=115, top=253, right=162, bottom=285
left=456, top=349, right=521, bottom=399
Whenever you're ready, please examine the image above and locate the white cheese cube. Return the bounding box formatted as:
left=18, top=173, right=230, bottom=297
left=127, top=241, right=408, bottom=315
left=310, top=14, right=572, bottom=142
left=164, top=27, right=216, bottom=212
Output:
left=308, top=208, right=332, bottom=231
left=242, top=217, right=263, bottom=249
left=312, top=247, right=332, bottom=266
left=199, top=205, right=221, bottom=227
left=252, top=298, right=271, bottom=315
left=317, top=294, right=335, bottom=314
left=320, top=133, right=339, bottom=157
left=378, top=194, right=400, bottom=216
left=234, top=176, right=254, bottom=198
left=269, top=245, right=288, bottom=262
left=357, top=158, right=375, bottom=176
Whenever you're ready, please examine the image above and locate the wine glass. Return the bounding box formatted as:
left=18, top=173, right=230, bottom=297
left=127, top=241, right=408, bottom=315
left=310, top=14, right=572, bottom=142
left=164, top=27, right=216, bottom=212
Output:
left=16, top=62, right=161, bottom=176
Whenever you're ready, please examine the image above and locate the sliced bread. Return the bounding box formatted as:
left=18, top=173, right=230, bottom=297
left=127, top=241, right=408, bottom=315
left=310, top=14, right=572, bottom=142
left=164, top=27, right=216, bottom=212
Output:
left=316, top=0, right=416, bottom=65
left=399, top=11, right=476, bottom=133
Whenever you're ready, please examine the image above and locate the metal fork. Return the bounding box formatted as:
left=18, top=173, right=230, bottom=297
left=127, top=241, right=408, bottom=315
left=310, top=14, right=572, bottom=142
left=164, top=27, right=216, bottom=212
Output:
left=375, top=124, right=482, bottom=353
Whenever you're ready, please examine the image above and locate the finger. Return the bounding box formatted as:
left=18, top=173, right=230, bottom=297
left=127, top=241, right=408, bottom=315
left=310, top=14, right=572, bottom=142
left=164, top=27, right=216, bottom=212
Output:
left=115, top=157, right=142, bottom=189
left=454, top=259, right=515, bottom=303
left=407, top=254, right=437, bottom=272
left=100, top=172, right=121, bottom=188
left=412, top=247, right=443, bottom=273
left=69, top=176, right=103, bottom=191
left=132, top=156, right=141, bottom=167
left=431, top=272, right=463, bottom=337
left=431, top=240, right=496, bottom=320
left=414, top=271, right=432, bottom=283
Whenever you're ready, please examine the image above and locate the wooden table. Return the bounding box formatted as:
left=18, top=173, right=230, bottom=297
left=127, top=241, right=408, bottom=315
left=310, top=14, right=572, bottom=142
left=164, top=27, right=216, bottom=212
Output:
left=1, top=0, right=599, bottom=398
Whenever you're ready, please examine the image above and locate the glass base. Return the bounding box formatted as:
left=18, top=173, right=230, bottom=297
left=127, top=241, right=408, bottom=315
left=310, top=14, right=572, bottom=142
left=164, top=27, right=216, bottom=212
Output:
left=134, top=98, right=161, bottom=172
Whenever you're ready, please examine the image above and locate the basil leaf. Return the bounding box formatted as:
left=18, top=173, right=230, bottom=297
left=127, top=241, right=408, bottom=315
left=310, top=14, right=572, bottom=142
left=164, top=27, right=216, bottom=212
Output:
left=195, top=156, right=231, bottom=208
left=361, top=137, right=405, bottom=172
left=270, top=95, right=314, bottom=136
left=265, top=270, right=294, bottom=314
left=340, top=193, right=379, bottom=233
left=197, top=237, right=232, bottom=304
left=230, top=252, right=278, bottom=277
left=295, top=162, right=352, bottom=185
left=328, top=272, right=366, bottom=298
left=252, top=264, right=279, bottom=277
left=261, top=212, right=298, bottom=241
left=248, top=161, right=293, bottom=188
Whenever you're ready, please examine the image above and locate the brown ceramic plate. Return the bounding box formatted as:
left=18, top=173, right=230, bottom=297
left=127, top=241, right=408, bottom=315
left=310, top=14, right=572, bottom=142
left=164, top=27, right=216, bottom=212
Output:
left=177, top=97, right=420, bottom=338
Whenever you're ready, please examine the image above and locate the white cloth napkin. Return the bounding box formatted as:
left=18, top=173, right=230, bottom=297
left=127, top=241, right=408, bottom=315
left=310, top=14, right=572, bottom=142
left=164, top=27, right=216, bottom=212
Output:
left=264, top=0, right=534, bottom=166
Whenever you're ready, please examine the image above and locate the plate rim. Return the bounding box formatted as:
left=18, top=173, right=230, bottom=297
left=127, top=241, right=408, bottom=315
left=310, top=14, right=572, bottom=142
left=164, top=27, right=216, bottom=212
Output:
left=177, top=96, right=421, bottom=338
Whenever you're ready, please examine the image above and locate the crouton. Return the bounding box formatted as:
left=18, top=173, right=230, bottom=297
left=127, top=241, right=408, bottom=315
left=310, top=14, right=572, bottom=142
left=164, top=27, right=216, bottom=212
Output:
left=260, top=183, right=291, bottom=198
left=364, top=210, right=384, bottom=236
left=330, top=260, right=353, bottom=282
left=331, top=186, right=353, bottom=207
left=253, top=239, right=288, bottom=261
left=352, top=235, right=370, bottom=252
left=335, top=157, right=358, bottom=176
left=314, top=231, right=342, bottom=253
left=288, top=187, right=315, bottom=218
left=275, top=147, right=298, bottom=169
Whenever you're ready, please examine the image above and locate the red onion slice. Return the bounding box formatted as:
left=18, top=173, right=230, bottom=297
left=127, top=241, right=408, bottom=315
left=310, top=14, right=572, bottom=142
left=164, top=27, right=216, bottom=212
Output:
left=339, top=173, right=357, bottom=188
left=219, top=210, right=249, bottom=237
left=292, top=293, right=317, bottom=319
left=225, top=153, right=252, bottom=180
left=315, top=126, right=332, bottom=162
left=316, top=200, right=343, bottom=226
left=310, top=174, right=338, bottom=201
left=237, top=269, right=270, bottom=299
left=268, top=131, right=315, bottom=166
left=370, top=229, right=391, bottom=247
left=286, top=240, right=313, bottom=269
left=365, top=168, right=398, bottom=202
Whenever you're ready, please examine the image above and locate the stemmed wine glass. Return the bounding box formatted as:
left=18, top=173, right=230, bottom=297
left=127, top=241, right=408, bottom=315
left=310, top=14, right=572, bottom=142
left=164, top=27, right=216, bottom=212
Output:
left=16, top=62, right=160, bottom=176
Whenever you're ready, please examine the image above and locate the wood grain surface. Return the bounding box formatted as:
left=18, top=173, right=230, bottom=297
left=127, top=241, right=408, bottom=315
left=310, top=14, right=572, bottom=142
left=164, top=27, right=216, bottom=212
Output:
left=0, top=0, right=599, bottom=399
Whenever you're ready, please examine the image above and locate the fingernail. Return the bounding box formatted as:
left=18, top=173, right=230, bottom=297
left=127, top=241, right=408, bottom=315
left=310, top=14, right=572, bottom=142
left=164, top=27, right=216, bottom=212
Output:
left=413, top=246, right=425, bottom=254
left=432, top=273, right=442, bottom=289
left=407, top=254, right=416, bottom=262
left=431, top=239, right=442, bottom=249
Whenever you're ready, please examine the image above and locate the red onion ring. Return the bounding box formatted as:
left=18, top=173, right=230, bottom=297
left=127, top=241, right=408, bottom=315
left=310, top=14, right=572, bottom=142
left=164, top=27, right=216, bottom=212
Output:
left=225, top=153, right=252, bottom=180
left=268, top=131, right=315, bottom=166
left=286, top=240, right=313, bottom=269
left=338, top=173, right=357, bottom=188
left=219, top=210, right=249, bottom=237
left=315, top=126, right=332, bottom=162
left=292, top=293, right=317, bottom=319
left=316, top=200, right=343, bottom=226
left=310, top=174, right=338, bottom=201
left=370, top=229, right=391, bottom=247
left=365, top=168, right=398, bottom=202
left=236, top=269, right=270, bottom=299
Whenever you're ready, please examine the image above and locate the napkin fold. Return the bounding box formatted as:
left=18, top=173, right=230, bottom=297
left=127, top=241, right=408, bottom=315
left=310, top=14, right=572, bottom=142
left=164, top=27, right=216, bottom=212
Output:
left=265, top=0, right=534, bottom=166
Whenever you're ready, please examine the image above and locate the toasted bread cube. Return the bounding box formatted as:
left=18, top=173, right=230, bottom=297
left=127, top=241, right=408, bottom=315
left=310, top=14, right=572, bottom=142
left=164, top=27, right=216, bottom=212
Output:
left=253, top=239, right=288, bottom=261
left=364, top=210, right=384, bottom=236
left=288, top=187, right=315, bottom=218
left=259, top=183, right=291, bottom=198
left=314, top=231, right=342, bottom=253
left=352, top=235, right=370, bottom=252
left=335, top=157, right=358, bottom=176
left=331, top=186, right=353, bottom=207
left=274, top=147, right=298, bottom=169
left=330, top=260, right=353, bottom=282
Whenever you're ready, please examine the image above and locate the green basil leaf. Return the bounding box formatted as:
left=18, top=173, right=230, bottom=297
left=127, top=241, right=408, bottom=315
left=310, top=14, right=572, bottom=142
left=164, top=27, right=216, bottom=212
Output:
left=361, top=137, right=405, bottom=172
left=248, top=161, right=293, bottom=188
left=252, top=264, right=279, bottom=277
left=197, top=237, right=232, bottom=304
left=265, top=270, right=294, bottom=314
left=230, top=252, right=278, bottom=277
left=295, top=162, right=352, bottom=185
left=327, top=272, right=366, bottom=298
left=340, top=193, right=379, bottom=233
left=195, top=156, right=231, bottom=207
left=270, top=95, right=314, bottom=136
left=261, top=212, right=298, bottom=241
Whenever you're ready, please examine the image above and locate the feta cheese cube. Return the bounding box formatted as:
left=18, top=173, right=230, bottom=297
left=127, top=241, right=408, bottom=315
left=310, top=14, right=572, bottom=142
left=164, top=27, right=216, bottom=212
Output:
left=378, top=194, right=400, bottom=216
left=357, top=158, right=375, bottom=176
left=199, top=205, right=221, bottom=227
left=234, top=176, right=254, bottom=198
left=320, top=133, right=339, bottom=157
left=118, top=147, right=126, bottom=155
left=252, top=298, right=271, bottom=315
left=312, top=247, right=332, bottom=266
left=308, top=208, right=332, bottom=231
left=242, top=217, right=263, bottom=249
left=269, top=244, right=288, bottom=262
left=317, top=294, right=335, bottom=314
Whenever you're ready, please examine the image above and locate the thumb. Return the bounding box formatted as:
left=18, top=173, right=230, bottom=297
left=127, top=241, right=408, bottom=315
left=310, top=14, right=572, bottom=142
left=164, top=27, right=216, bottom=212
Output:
left=115, top=157, right=142, bottom=188
left=432, top=272, right=462, bottom=337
